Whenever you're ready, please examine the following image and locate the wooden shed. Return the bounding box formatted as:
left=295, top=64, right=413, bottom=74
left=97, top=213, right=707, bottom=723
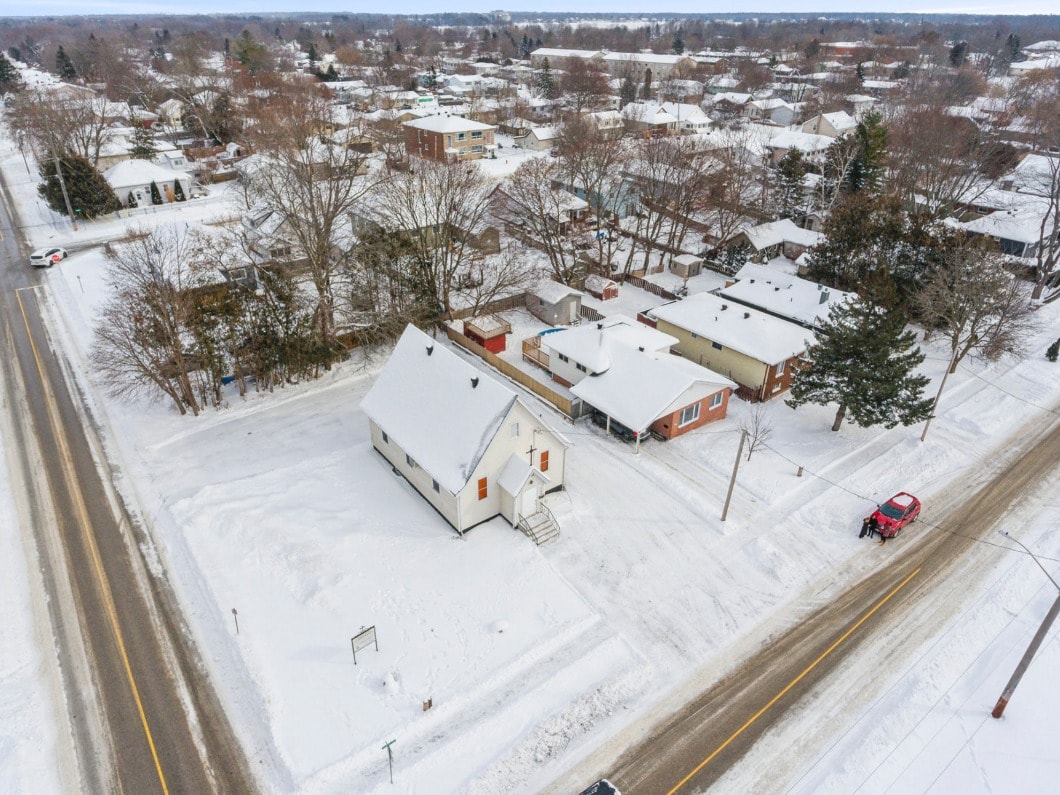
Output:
left=584, top=274, right=619, bottom=301
left=462, top=315, right=512, bottom=353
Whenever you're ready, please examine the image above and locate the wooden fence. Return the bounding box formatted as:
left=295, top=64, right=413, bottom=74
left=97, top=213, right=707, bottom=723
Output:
left=447, top=292, right=528, bottom=321
left=445, top=326, right=576, bottom=417
left=579, top=304, right=605, bottom=323
left=619, top=274, right=680, bottom=301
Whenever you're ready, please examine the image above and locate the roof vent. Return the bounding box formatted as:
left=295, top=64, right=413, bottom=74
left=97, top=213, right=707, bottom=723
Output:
left=638, top=346, right=645, bottom=351
left=744, top=312, right=750, bottom=319
left=426, top=344, right=434, bottom=356
left=721, top=304, right=728, bottom=310
left=597, top=322, right=603, bottom=329
left=775, top=286, right=781, bottom=291
left=471, top=376, right=479, bottom=388
left=749, top=278, right=755, bottom=283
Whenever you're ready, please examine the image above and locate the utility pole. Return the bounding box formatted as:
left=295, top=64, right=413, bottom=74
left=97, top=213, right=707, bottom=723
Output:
left=991, top=531, right=1060, bottom=719
left=721, top=429, right=747, bottom=522
left=920, top=347, right=961, bottom=442
left=53, top=155, right=78, bottom=232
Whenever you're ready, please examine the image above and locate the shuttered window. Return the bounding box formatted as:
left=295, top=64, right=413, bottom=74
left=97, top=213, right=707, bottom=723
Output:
left=477, top=477, right=488, bottom=500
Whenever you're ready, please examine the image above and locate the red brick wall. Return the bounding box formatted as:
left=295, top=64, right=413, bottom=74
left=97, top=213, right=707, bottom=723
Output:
left=650, top=388, right=731, bottom=439
left=758, top=355, right=800, bottom=401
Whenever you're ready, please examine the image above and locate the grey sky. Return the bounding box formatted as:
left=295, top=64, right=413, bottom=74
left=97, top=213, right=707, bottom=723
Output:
left=4, top=1, right=1059, bottom=16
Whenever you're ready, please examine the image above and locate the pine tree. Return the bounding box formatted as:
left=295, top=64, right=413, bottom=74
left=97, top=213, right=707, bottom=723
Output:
left=641, top=68, right=653, bottom=100
left=787, top=299, right=933, bottom=432
left=306, top=42, right=319, bottom=65
left=127, top=191, right=136, bottom=208
left=672, top=30, right=684, bottom=55
left=620, top=74, right=638, bottom=106
left=130, top=123, right=156, bottom=158
left=55, top=45, right=76, bottom=80
left=1047, top=338, right=1059, bottom=363
left=149, top=180, right=163, bottom=205
left=855, top=61, right=865, bottom=82
left=949, top=41, right=968, bottom=68
left=0, top=52, right=20, bottom=95
left=535, top=57, right=557, bottom=99
left=772, top=148, right=808, bottom=221
left=846, top=111, right=887, bottom=195
left=173, top=180, right=186, bottom=201
left=38, top=153, right=121, bottom=219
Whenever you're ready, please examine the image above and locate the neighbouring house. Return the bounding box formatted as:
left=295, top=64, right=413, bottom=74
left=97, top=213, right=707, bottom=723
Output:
left=585, top=109, right=626, bottom=139
left=583, top=274, right=619, bottom=301
left=723, top=219, right=824, bottom=262
left=801, top=110, right=857, bottom=138
left=529, top=47, right=606, bottom=71
left=659, top=102, right=712, bottom=134
left=745, top=98, right=793, bottom=126
left=622, top=102, right=679, bottom=137
left=527, top=281, right=584, bottom=325
left=361, top=325, right=569, bottom=536
left=462, top=315, right=512, bottom=353
left=717, top=262, right=855, bottom=330
left=103, top=159, right=192, bottom=208
left=403, top=115, right=497, bottom=162
left=601, top=51, right=697, bottom=81
left=646, top=292, right=810, bottom=401
left=516, top=125, right=560, bottom=151
left=537, top=315, right=735, bottom=444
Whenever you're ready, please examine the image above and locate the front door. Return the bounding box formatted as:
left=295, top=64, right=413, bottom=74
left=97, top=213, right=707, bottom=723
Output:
left=520, top=486, right=538, bottom=521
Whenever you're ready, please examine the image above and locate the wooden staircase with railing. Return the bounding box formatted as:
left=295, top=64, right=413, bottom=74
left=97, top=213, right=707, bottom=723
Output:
left=518, top=504, right=560, bottom=546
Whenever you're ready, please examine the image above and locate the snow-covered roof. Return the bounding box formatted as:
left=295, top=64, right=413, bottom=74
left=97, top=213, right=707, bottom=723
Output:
left=542, top=314, right=677, bottom=373
left=719, top=263, right=856, bottom=328
left=649, top=292, right=811, bottom=363
left=532, top=280, right=583, bottom=305
left=530, top=47, right=605, bottom=59
left=603, top=52, right=690, bottom=67
left=403, top=115, right=495, bottom=133
left=360, top=325, right=517, bottom=494
left=103, top=158, right=190, bottom=188
left=738, top=218, right=823, bottom=251
left=571, top=343, right=735, bottom=434
left=496, top=454, right=549, bottom=496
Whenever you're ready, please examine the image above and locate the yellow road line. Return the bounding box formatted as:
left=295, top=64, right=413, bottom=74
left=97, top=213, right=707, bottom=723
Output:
left=15, top=288, right=170, bottom=794
left=667, top=567, right=923, bottom=795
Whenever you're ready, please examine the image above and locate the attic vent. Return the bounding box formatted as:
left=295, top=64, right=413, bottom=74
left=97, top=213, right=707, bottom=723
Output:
left=426, top=344, right=434, bottom=356
left=744, top=312, right=751, bottom=319
left=471, top=376, right=479, bottom=389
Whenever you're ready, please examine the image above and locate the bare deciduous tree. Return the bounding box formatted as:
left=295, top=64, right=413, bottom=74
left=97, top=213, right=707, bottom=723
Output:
left=739, top=403, right=773, bottom=461
left=917, top=242, right=1039, bottom=372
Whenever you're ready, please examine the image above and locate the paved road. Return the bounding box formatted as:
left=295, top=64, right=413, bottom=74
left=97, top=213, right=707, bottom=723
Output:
left=0, top=178, right=252, bottom=791
left=596, top=412, right=1060, bottom=794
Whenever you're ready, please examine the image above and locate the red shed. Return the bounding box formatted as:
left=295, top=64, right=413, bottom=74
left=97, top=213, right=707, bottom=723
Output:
left=462, top=315, right=512, bottom=354
left=584, top=274, right=619, bottom=301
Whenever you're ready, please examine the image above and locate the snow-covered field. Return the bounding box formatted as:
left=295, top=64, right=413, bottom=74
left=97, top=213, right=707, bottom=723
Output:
left=2, top=124, right=1060, bottom=794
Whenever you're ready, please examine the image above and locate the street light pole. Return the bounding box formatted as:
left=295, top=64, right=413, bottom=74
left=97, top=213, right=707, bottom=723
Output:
left=991, top=531, right=1060, bottom=719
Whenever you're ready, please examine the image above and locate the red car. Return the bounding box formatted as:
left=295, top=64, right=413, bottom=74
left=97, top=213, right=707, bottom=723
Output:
left=869, top=492, right=921, bottom=539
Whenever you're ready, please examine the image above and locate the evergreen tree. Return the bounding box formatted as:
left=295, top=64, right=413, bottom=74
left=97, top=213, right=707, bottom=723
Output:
left=424, top=65, right=438, bottom=90
left=672, top=30, right=684, bottom=55
left=173, top=180, right=186, bottom=201
left=149, top=180, right=163, bottom=205
left=641, top=68, right=653, bottom=100
left=772, top=148, right=809, bottom=221
left=855, top=61, right=865, bottom=82
left=55, top=45, right=76, bottom=80
left=0, top=52, right=20, bottom=95
left=323, top=63, right=338, bottom=82
left=1004, top=33, right=1021, bottom=63
left=127, top=190, right=137, bottom=208
left=787, top=299, right=933, bottom=432
left=535, top=57, right=557, bottom=99
left=620, top=74, right=638, bottom=106
left=949, top=41, right=968, bottom=68
left=306, top=42, right=319, bottom=65
left=846, top=111, right=887, bottom=195
left=1047, top=338, right=1059, bottom=363
left=130, top=123, right=156, bottom=158
left=38, top=153, right=121, bottom=219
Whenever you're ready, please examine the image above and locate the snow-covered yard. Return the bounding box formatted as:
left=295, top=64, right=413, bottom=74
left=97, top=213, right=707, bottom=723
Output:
left=3, top=123, right=1060, bottom=794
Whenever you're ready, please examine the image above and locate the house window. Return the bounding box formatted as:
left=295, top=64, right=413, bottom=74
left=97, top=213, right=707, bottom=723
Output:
left=540, top=450, right=549, bottom=472
left=712, top=341, right=723, bottom=350
left=710, top=392, right=723, bottom=410
left=678, top=403, right=701, bottom=427
left=557, top=353, right=569, bottom=363
left=477, top=477, right=488, bottom=500
left=381, top=430, right=388, bottom=443
left=432, top=479, right=440, bottom=493
left=471, top=145, right=483, bottom=153
left=457, top=132, right=467, bottom=141
left=471, top=130, right=483, bottom=139
left=775, top=361, right=786, bottom=377
left=690, top=332, right=698, bottom=339
left=510, top=422, right=520, bottom=438
left=576, top=363, right=587, bottom=372
left=406, top=453, right=416, bottom=468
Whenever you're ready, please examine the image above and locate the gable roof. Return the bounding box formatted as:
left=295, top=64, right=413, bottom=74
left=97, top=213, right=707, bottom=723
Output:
left=738, top=218, right=823, bottom=251
left=719, top=263, right=856, bottom=328
left=360, top=325, right=517, bottom=494
left=542, top=314, right=677, bottom=374
left=571, top=343, right=735, bottom=433
left=103, top=158, right=190, bottom=188
left=649, top=293, right=811, bottom=363
left=403, top=115, right=495, bottom=133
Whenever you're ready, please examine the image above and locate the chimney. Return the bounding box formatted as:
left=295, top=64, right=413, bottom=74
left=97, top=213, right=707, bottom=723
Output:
left=819, top=289, right=830, bottom=305
left=471, top=376, right=479, bottom=388
left=426, top=344, right=434, bottom=356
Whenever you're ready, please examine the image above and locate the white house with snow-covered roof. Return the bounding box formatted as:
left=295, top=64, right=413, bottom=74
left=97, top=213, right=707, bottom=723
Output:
left=361, top=325, right=568, bottom=537
left=103, top=159, right=192, bottom=208
left=724, top=218, right=824, bottom=262
left=646, top=292, right=811, bottom=401
left=718, top=262, right=855, bottom=330
left=801, top=110, right=857, bottom=138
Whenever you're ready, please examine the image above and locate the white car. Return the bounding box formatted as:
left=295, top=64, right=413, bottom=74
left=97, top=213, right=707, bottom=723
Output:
left=29, top=247, right=68, bottom=267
